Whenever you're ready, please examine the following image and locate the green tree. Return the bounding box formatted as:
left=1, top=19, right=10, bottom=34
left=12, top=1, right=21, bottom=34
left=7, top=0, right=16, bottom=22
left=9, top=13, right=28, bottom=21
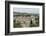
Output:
left=13, top=20, right=22, bottom=28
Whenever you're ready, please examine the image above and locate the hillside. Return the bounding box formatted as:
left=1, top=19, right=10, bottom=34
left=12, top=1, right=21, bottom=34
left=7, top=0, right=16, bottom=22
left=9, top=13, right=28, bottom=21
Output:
left=13, top=12, right=39, bottom=16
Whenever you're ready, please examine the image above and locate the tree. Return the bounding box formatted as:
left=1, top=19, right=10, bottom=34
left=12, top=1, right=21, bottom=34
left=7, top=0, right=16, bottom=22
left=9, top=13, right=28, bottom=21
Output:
left=13, top=20, right=22, bottom=28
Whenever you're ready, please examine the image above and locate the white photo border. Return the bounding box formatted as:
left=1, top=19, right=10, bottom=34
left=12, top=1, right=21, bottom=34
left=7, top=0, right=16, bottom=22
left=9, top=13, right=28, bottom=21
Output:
left=10, top=4, right=43, bottom=32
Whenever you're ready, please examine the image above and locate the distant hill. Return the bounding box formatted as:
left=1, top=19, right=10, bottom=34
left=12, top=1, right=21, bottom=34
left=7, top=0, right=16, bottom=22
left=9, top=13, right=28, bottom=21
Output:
left=13, top=12, right=39, bottom=16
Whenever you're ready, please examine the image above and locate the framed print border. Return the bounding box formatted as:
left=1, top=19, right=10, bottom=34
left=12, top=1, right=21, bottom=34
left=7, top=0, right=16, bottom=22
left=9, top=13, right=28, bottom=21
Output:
left=5, top=1, right=45, bottom=35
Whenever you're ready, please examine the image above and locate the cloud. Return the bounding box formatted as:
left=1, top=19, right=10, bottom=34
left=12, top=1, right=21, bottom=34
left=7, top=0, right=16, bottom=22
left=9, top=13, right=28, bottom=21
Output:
left=13, top=8, right=39, bottom=14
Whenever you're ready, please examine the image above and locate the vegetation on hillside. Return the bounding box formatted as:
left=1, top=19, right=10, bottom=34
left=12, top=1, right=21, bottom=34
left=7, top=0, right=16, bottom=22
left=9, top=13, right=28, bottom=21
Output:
left=13, top=12, right=39, bottom=28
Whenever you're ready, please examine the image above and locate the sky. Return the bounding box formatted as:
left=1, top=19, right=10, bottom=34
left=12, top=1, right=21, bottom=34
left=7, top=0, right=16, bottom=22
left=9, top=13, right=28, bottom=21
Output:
left=13, top=8, right=39, bottom=14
